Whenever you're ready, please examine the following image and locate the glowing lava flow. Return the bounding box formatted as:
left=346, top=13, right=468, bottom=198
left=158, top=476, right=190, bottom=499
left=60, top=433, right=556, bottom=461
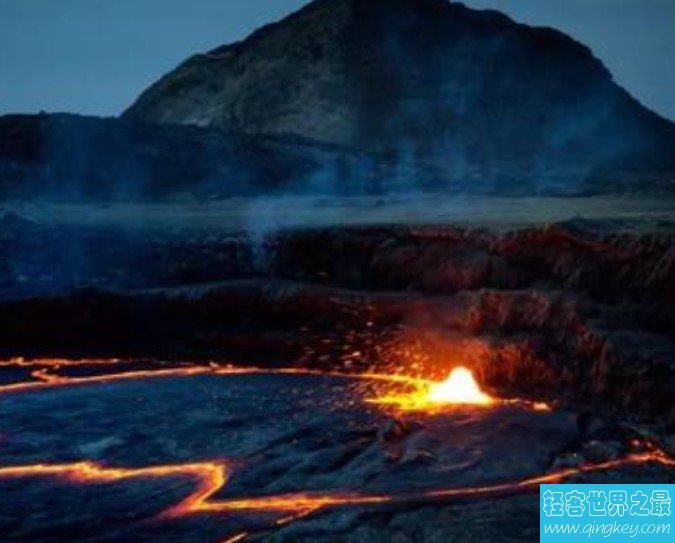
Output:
left=0, top=365, right=215, bottom=394
left=0, top=460, right=229, bottom=518
left=0, top=358, right=435, bottom=398
left=0, top=358, right=673, bottom=542
left=0, top=448, right=674, bottom=520
left=0, top=357, right=123, bottom=367
left=211, top=448, right=675, bottom=513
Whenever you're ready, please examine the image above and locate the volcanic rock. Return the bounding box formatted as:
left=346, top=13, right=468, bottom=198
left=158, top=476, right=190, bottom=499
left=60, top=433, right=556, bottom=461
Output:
left=378, top=418, right=423, bottom=442
left=581, top=439, right=620, bottom=463
left=124, top=0, right=675, bottom=193
left=663, top=435, right=675, bottom=457
left=0, top=221, right=673, bottom=422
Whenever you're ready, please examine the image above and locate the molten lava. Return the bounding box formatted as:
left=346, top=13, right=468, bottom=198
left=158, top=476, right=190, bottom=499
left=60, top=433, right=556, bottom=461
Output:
left=0, top=358, right=672, bottom=543
left=369, top=366, right=495, bottom=411
left=427, top=367, right=494, bottom=405
left=1, top=446, right=674, bottom=543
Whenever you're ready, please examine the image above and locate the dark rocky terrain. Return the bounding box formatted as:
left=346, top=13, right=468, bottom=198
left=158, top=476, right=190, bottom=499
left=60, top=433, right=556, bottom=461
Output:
left=1, top=211, right=673, bottom=426
left=124, top=0, right=675, bottom=193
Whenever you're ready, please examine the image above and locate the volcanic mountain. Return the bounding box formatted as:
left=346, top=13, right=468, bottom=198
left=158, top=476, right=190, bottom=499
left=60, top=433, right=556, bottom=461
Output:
left=2, top=0, right=675, bottom=198
left=123, top=0, right=675, bottom=192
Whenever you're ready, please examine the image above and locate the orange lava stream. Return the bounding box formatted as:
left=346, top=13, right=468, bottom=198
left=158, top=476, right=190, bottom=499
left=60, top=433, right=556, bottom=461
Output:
left=0, top=460, right=229, bottom=518
left=0, top=357, right=123, bottom=367
left=0, top=358, right=434, bottom=398
left=0, top=448, right=673, bottom=519
left=196, top=449, right=675, bottom=514
left=219, top=534, right=249, bottom=543
left=0, top=366, right=215, bottom=394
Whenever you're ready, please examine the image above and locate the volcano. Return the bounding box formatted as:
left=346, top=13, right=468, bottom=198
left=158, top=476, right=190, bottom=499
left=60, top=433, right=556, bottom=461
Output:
left=2, top=0, right=675, bottom=197
left=124, top=0, right=675, bottom=193
left=1, top=3, right=675, bottom=542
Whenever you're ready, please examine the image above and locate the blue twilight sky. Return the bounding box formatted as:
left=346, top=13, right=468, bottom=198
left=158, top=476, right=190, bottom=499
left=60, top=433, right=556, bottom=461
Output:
left=1, top=0, right=674, bottom=120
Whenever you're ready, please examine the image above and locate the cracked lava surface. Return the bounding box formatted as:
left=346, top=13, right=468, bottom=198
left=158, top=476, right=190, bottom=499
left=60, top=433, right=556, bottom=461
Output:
left=1, top=358, right=674, bottom=542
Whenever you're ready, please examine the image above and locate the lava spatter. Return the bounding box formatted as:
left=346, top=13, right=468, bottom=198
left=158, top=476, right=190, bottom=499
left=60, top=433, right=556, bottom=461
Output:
left=366, top=366, right=551, bottom=412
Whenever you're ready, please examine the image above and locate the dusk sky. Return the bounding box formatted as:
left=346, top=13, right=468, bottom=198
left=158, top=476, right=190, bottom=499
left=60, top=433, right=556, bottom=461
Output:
left=1, top=0, right=674, bottom=120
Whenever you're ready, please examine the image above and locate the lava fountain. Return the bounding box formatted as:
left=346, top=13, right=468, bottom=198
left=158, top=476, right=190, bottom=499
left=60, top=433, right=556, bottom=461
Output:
left=426, top=367, right=494, bottom=405
left=368, top=366, right=496, bottom=411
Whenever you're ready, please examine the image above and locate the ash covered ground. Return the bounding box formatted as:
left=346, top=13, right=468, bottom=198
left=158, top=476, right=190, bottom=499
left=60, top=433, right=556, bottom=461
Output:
left=0, top=194, right=674, bottom=542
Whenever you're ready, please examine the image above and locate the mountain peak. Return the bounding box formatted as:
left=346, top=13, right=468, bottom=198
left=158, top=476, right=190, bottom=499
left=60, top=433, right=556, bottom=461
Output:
left=124, top=0, right=675, bottom=190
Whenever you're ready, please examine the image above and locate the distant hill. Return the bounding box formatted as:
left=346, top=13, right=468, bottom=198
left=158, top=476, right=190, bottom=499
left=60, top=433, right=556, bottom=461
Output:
left=122, top=0, right=675, bottom=193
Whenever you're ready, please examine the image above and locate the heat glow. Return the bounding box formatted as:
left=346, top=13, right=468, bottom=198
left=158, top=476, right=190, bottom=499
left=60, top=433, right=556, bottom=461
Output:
left=0, top=447, right=674, bottom=542
left=368, top=366, right=497, bottom=411
left=428, top=367, right=493, bottom=405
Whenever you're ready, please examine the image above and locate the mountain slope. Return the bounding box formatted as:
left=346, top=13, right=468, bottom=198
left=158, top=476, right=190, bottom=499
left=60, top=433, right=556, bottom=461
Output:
left=123, top=0, right=675, bottom=191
